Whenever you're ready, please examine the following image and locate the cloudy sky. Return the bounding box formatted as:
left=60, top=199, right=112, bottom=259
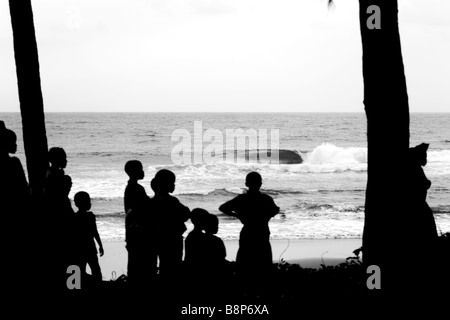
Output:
left=1, top=0, right=449, bottom=112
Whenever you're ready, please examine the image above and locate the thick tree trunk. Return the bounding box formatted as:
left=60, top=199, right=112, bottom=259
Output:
left=359, top=0, right=410, bottom=287
left=9, top=0, right=48, bottom=197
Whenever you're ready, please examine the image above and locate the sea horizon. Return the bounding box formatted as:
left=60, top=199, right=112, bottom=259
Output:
left=1, top=112, right=449, bottom=242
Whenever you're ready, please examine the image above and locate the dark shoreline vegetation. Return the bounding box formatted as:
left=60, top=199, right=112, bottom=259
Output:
left=59, top=233, right=449, bottom=317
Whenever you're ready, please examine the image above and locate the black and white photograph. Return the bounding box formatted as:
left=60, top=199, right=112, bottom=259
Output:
left=1, top=0, right=449, bottom=317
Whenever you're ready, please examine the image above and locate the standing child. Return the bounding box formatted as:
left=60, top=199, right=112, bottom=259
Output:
left=219, top=172, right=279, bottom=277
left=124, top=160, right=148, bottom=214
left=203, top=213, right=227, bottom=271
left=74, top=191, right=104, bottom=282
left=151, top=169, right=190, bottom=277
left=184, top=208, right=209, bottom=267
left=45, top=147, right=68, bottom=197
left=123, top=160, right=153, bottom=283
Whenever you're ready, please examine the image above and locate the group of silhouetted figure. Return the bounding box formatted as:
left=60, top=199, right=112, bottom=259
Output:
left=0, top=120, right=441, bottom=294
left=123, top=161, right=279, bottom=288
left=44, top=146, right=104, bottom=283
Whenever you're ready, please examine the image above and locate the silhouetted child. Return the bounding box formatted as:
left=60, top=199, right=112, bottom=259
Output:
left=151, top=169, right=190, bottom=277
left=406, top=143, right=440, bottom=292
left=0, top=123, right=29, bottom=207
left=44, top=146, right=71, bottom=270
left=124, top=160, right=148, bottom=246
left=123, top=160, right=153, bottom=282
left=407, top=143, right=438, bottom=241
left=219, top=172, right=279, bottom=277
left=61, top=175, right=76, bottom=241
left=184, top=208, right=209, bottom=267
left=0, top=122, right=30, bottom=296
left=124, top=160, right=148, bottom=214
left=48, top=174, right=76, bottom=289
left=73, top=191, right=104, bottom=282
left=45, top=147, right=67, bottom=197
left=185, top=210, right=228, bottom=298
left=203, top=214, right=227, bottom=268
left=43, top=148, right=71, bottom=233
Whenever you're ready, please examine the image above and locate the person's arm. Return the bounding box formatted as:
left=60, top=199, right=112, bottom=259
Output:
left=219, top=197, right=239, bottom=217
left=92, top=215, right=104, bottom=256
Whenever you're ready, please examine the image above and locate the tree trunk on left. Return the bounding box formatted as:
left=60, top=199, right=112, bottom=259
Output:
left=9, top=0, right=48, bottom=197
left=8, top=1, right=51, bottom=304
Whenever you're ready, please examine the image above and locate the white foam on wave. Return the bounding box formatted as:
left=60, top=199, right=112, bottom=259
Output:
left=306, top=143, right=367, bottom=164
left=68, top=144, right=449, bottom=199
left=427, top=150, right=450, bottom=175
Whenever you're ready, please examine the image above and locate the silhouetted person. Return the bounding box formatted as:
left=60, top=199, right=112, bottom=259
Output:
left=44, top=174, right=76, bottom=290
left=73, top=191, right=104, bottom=282
left=151, top=169, right=190, bottom=277
left=219, top=172, right=279, bottom=277
left=407, top=143, right=438, bottom=241
left=0, top=122, right=30, bottom=296
left=61, top=175, right=76, bottom=255
left=203, top=213, right=227, bottom=274
left=0, top=123, right=30, bottom=205
left=185, top=210, right=228, bottom=299
left=123, top=160, right=154, bottom=283
left=403, top=143, right=440, bottom=294
left=124, top=160, right=148, bottom=214
left=45, top=147, right=67, bottom=197
left=41, top=147, right=74, bottom=289
left=185, top=210, right=227, bottom=271
left=184, top=208, right=209, bottom=267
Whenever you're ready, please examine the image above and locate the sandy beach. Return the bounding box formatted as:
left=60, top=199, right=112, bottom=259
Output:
left=98, top=239, right=362, bottom=280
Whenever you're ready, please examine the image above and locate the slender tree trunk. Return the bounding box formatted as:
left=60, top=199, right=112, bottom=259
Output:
left=9, top=0, right=48, bottom=197
left=359, top=0, right=410, bottom=288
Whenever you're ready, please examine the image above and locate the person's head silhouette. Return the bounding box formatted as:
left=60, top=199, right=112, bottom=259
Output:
left=124, top=160, right=144, bottom=181
left=245, top=172, right=262, bottom=191
left=3, top=129, right=17, bottom=155
left=0, top=122, right=17, bottom=155
left=204, top=214, right=219, bottom=235
left=74, top=191, right=91, bottom=211
left=191, top=208, right=209, bottom=231
left=410, top=143, right=429, bottom=167
left=152, top=169, right=176, bottom=195
left=49, top=147, right=67, bottom=169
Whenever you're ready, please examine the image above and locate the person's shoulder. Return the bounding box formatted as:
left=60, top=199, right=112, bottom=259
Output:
left=125, top=181, right=145, bottom=193
left=211, top=234, right=223, bottom=243
left=232, top=193, right=246, bottom=201
left=186, top=230, right=198, bottom=238
left=136, top=183, right=146, bottom=190
left=187, top=230, right=203, bottom=240
left=260, top=192, right=275, bottom=201
left=168, top=194, right=182, bottom=204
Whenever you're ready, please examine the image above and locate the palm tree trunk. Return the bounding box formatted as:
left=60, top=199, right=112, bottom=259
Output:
left=9, top=0, right=48, bottom=197
left=359, top=0, right=410, bottom=285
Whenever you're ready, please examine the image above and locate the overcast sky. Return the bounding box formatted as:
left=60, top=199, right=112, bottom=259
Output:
left=1, top=0, right=449, bottom=112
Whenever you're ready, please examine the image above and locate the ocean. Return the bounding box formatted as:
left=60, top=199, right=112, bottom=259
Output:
left=2, top=112, right=449, bottom=242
